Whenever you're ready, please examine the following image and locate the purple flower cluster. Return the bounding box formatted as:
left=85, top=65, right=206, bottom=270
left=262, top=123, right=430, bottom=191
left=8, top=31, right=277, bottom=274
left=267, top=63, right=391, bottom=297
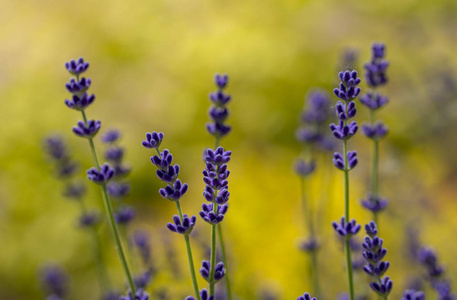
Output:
left=200, top=260, right=226, bottom=282
left=361, top=194, right=388, bottom=214
left=417, top=247, right=455, bottom=299
left=297, top=293, right=317, bottom=300
left=207, top=74, right=232, bottom=138
left=332, top=217, right=361, bottom=238
left=39, top=265, right=68, bottom=299
left=185, top=289, right=214, bottom=300
left=142, top=132, right=195, bottom=233
left=330, top=71, right=361, bottom=172
left=364, top=43, right=389, bottom=88
left=120, top=289, right=149, bottom=300
left=401, top=290, right=425, bottom=300
left=200, top=147, right=231, bottom=225
left=362, top=222, right=392, bottom=297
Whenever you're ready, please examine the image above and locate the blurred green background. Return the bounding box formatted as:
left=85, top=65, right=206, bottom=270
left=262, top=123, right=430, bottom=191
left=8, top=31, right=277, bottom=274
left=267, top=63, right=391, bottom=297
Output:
left=1, top=0, right=457, bottom=298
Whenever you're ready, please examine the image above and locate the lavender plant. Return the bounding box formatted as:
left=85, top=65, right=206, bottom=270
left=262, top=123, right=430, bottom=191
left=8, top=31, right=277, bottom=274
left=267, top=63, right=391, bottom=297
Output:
left=294, top=89, right=333, bottom=297
left=330, top=70, right=362, bottom=300
left=142, top=131, right=201, bottom=300
left=63, top=58, right=137, bottom=295
left=417, top=247, right=455, bottom=299
left=205, top=74, right=233, bottom=299
left=360, top=43, right=389, bottom=225
left=362, top=222, right=392, bottom=299
left=43, top=136, right=111, bottom=297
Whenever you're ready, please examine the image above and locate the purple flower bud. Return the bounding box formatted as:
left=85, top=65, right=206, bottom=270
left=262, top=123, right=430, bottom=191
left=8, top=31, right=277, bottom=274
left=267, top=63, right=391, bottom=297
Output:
left=102, top=129, right=120, bottom=144
left=167, top=214, right=196, bottom=235
left=105, top=146, right=124, bottom=163
left=185, top=289, right=214, bottom=300
left=72, top=120, right=101, bottom=139
left=334, top=71, right=362, bottom=101
left=361, top=194, right=388, bottom=213
left=39, top=265, right=69, bottom=298
left=364, top=43, right=389, bottom=87
left=369, top=276, right=392, bottom=297
left=215, top=74, right=229, bottom=89
left=114, top=206, right=136, bottom=225
left=65, top=57, right=89, bottom=76
left=401, top=290, right=425, bottom=300
left=199, top=260, right=225, bottom=282
left=199, top=203, right=229, bottom=224
left=332, top=217, right=361, bottom=238
left=87, top=163, right=114, bottom=185
left=65, top=92, right=96, bottom=111
left=134, top=269, right=153, bottom=289
left=63, top=182, right=86, bottom=199
left=142, top=131, right=164, bottom=149
left=119, top=288, right=149, bottom=300
left=294, top=158, right=316, bottom=177
left=296, top=293, right=317, bottom=300
left=107, top=182, right=131, bottom=198
left=79, top=210, right=101, bottom=228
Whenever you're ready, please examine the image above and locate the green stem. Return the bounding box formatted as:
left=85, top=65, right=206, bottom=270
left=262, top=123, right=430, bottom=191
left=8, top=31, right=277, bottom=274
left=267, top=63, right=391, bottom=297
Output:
left=370, top=103, right=380, bottom=226
left=81, top=111, right=136, bottom=294
left=175, top=201, right=202, bottom=300
left=209, top=185, right=219, bottom=297
left=217, top=224, right=232, bottom=299
left=343, top=138, right=355, bottom=300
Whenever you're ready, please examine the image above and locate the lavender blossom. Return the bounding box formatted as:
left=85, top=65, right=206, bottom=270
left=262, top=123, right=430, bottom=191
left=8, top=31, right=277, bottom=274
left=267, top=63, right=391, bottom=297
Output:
left=207, top=74, right=232, bottom=138
left=364, top=43, right=389, bottom=87
left=114, top=206, right=136, bottom=225
left=102, top=129, right=121, bottom=144
left=107, top=182, right=131, bottom=198
left=64, top=57, right=136, bottom=294
left=86, top=163, right=115, bottom=185
left=65, top=57, right=89, bottom=75
left=359, top=43, right=390, bottom=222
left=39, top=265, right=68, bottom=298
left=294, top=159, right=316, bottom=177
left=361, top=194, right=388, bottom=213
left=167, top=214, right=197, bottom=235
left=330, top=70, right=361, bottom=300
left=134, top=269, right=153, bottom=289
left=362, top=222, right=392, bottom=297
left=133, top=230, right=152, bottom=266
left=417, top=247, right=455, bottom=299
left=199, top=261, right=226, bottom=282
left=332, top=217, right=361, bottom=238
left=78, top=210, right=101, bottom=228
left=72, top=120, right=101, bottom=138
left=120, top=289, right=149, bottom=300
left=142, top=131, right=201, bottom=299
left=401, top=290, right=425, bottom=300
left=186, top=289, right=214, bottom=300
left=297, top=293, right=317, bottom=300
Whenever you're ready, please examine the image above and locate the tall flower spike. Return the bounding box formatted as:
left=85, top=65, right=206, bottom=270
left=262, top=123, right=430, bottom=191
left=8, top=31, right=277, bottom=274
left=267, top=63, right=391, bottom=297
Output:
left=64, top=58, right=137, bottom=294
left=362, top=222, right=393, bottom=297
left=359, top=42, right=390, bottom=224
left=143, top=132, right=202, bottom=300
left=207, top=74, right=232, bottom=138
left=330, top=69, right=361, bottom=300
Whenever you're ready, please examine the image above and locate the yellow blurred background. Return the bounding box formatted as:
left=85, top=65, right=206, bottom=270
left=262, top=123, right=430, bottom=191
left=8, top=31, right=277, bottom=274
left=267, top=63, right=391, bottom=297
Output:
left=1, top=0, right=457, bottom=299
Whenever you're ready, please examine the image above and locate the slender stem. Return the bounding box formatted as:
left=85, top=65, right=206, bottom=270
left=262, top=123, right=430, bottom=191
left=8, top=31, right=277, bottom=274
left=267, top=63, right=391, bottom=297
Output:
left=217, top=224, right=232, bottom=299
left=209, top=184, right=219, bottom=296
left=80, top=110, right=136, bottom=294
left=343, top=137, right=355, bottom=300
left=175, top=201, right=202, bottom=300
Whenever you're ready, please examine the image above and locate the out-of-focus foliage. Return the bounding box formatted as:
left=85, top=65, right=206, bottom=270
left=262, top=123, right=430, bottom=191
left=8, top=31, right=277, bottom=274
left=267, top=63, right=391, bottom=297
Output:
left=1, top=0, right=457, bottom=298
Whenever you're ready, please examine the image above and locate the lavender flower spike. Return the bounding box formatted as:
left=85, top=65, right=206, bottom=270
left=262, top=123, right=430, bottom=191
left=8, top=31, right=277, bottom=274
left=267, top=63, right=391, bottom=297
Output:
left=297, top=293, right=317, bottom=300
left=64, top=58, right=136, bottom=294
left=330, top=69, right=361, bottom=300
left=143, top=131, right=202, bottom=300
left=200, top=260, right=226, bottom=283
left=362, top=221, right=393, bottom=297
left=207, top=74, right=232, bottom=139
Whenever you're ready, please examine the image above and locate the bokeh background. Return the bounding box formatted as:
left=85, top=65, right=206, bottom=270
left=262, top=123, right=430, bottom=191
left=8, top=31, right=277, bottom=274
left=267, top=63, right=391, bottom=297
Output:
left=1, top=0, right=457, bottom=299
